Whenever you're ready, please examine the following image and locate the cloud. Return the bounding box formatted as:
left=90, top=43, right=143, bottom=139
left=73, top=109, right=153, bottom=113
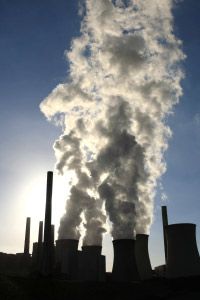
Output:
left=40, top=0, right=185, bottom=242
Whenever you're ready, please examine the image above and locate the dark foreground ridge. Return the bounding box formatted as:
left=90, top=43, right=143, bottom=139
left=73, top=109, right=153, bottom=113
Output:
left=0, top=275, right=200, bottom=300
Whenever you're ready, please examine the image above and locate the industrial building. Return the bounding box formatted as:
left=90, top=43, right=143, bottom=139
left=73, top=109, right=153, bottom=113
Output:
left=155, top=205, right=200, bottom=279
left=0, top=172, right=200, bottom=281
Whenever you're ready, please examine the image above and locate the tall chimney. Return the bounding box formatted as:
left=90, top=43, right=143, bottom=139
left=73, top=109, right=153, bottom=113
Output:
left=51, top=224, right=55, bottom=245
left=51, top=224, right=55, bottom=270
left=24, top=217, right=31, bottom=255
left=161, top=206, right=168, bottom=264
left=42, top=171, right=53, bottom=275
left=37, top=221, right=43, bottom=270
left=44, top=171, right=53, bottom=244
left=38, top=221, right=43, bottom=245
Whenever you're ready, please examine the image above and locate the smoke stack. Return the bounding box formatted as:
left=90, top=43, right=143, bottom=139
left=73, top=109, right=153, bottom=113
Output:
left=51, top=224, right=55, bottom=270
left=112, top=239, right=139, bottom=282
left=36, top=221, right=43, bottom=271
left=79, top=246, right=105, bottom=281
left=51, top=224, right=55, bottom=245
left=24, top=217, right=31, bottom=255
left=38, top=221, right=43, bottom=245
left=44, top=171, right=53, bottom=244
left=42, top=171, right=53, bottom=275
left=166, top=223, right=200, bottom=278
left=55, top=239, right=79, bottom=279
left=32, top=242, right=38, bottom=270
left=161, top=206, right=168, bottom=264
left=135, top=234, right=152, bottom=280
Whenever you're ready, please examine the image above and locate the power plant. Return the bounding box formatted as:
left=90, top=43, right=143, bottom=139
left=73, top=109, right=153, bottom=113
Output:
left=0, top=172, right=200, bottom=282
left=155, top=206, right=200, bottom=278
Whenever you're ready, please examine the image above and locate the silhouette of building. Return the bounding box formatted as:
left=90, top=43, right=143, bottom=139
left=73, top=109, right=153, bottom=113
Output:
left=55, top=239, right=79, bottom=279
left=24, top=217, right=31, bottom=255
left=112, top=239, right=139, bottom=282
left=166, top=223, right=200, bottom=278
left=42, top=171, right=54, bottom=276
left=78, top=245, right=106, bottom=281
left=135, top=234, right=152, bottom=280
left=162, top=206, right=168, bottom=264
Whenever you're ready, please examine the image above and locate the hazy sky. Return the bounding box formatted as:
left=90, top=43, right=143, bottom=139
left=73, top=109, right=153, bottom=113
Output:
left=0, top=0, right=200, bottom=271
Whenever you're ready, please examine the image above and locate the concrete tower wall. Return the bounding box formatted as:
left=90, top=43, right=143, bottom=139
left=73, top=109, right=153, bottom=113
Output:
left=37, top=221, right=43, bottom=270
left=38, top=221, right=43, bottom=244
left=162, top=206, right=168, bottom=264
left=166, top=223, right=200, bottom=278
left=112, top=239, right=139, bottom=282
left=135, top=234, right=152, bottom=280
left=78, top=246, right=106, bottom=281
left=55, top=239, right=79, bottom=280
left=42, top=171, right=53, bottom=275
left=51, top=225, right=55, bottom=245
left=99, top=255, right=106, bottom=282
left=51, top=224, right=55, bottom=269
left=32, top=242, right=38, bottom=269
left=44, top=172, right=53, bottom=244
left=32, top=221, right=44, bottom=272
left=24, top=217, right=31, bottom=255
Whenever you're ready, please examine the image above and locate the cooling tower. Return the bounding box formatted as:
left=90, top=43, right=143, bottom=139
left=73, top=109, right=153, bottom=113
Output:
left=161, top=206, right=168, bottom=264
left=166, top=223, right=200, bottom=278
left=112, top=239, right=139, bottom=282
left=78, top=246, right=106, bottom=281
left=42, top=171, right=53, bottom=275
left=55, top=239, right=79, bottom=280
left=135, top=234, right=152, bottom=280
left=24, top=217, right=31, bottom=255
left=82, top=245, right=102, bottom=256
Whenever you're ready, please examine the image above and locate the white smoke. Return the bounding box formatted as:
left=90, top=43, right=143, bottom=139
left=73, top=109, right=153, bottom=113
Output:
left=40, top=0, right=185, bottom=242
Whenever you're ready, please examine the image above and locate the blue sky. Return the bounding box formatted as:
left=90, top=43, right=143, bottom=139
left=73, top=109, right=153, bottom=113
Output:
left=0, top=0, right=199, bottom=271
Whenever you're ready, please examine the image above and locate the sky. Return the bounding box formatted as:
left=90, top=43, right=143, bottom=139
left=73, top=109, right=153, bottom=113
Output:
left=0, top=0, right=200, bottom=272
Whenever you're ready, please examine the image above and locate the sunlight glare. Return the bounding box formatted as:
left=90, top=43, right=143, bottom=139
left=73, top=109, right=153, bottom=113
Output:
left=20, top=172, right=71, bottom=242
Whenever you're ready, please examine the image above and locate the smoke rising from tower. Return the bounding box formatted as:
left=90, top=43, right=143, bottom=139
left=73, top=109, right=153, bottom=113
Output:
left=40, top=0, right=185, bottom=242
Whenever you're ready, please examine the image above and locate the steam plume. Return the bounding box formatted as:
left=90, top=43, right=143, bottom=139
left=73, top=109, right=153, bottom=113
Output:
left=40, top=0, right=185, bottom=241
